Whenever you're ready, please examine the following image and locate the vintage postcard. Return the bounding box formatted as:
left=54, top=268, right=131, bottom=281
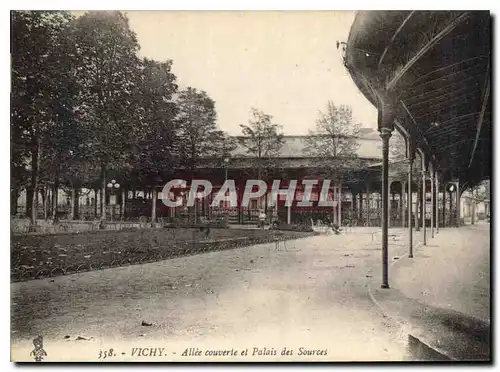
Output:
left=10, top=10, right=491, bottom=362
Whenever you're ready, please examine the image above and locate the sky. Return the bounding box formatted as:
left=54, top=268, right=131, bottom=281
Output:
left=80, top=11, right=378, bottom=135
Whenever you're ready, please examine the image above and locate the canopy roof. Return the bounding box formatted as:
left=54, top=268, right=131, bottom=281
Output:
left=231, top=129, right=381, bottom=160
left=345, top=11, right=491, bottom=187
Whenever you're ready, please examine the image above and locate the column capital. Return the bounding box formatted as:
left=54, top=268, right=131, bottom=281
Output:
left=379, top=127, right=393, bottom=139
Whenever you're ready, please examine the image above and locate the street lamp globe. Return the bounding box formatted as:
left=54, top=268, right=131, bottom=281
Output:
left=107, top=182, right=113, bottom=188
left=114, top=183, right=120, bottom=189
left=223, top=157, right=229, bottom=164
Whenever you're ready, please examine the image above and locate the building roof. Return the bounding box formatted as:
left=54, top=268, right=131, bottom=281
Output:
left=345, top=11, right=490, bottom=186
left=231, top=128, right=381, bottom=160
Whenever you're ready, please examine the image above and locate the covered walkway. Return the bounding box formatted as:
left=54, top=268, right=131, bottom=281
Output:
left=344, top=10, right=491, bottom=288
left=370, top=223, right=490, bottom=360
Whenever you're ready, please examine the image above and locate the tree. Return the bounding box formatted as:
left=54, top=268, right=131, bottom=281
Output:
left=238, top=108, right=284, bottom=181
left=176, top=87, right=221, bottom=221
left=69, top=11, right=143, bottom=219
left=303, top=101, right=361, bottom=182
left=128, top=58, right=179, bottom=222
left=130, top=59, right=179, bottom=182
left=177, top=87, right=221, bottom=174
left=11, top=10, right=76, bottom=228
left=238, top=108, right=284, bottom=211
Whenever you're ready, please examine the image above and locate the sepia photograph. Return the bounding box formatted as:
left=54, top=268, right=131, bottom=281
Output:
left=10, top=9, right=491, bottom=362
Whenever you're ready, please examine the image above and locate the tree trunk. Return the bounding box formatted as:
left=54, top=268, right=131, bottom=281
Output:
left=68, top=187, right=75, bottom=220
left=94, top=189, right=99, bottom=218
left=100, top=166, right=106, bottom=219
left=121, top=189, right=126, bottom=220
left=151, top=188, right=157, bottom=225
left=26, top=188, right=33, bottom=219
left=29, top=138, right=41, bottom=231
left=41, top=186, right=48, bottom=220
left=73, top=187, right=80, bottom=220
left=11, top=186, right=19, bottom=216
left=52, top=169, right=60, bottom=219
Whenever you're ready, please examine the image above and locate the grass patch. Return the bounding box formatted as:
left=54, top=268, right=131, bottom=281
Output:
left=11, top=227, right=312, bottom=281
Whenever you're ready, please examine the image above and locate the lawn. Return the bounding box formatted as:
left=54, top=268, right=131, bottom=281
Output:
left=11, top=227, right=312, bottom=281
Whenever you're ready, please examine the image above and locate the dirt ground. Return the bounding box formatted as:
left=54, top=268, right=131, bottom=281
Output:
left=393, top=223, right=490, bottom=323
left=12, top=228, right=421, bottom=361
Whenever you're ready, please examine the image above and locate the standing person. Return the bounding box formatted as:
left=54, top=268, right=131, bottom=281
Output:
left=258, top=209, right=266, bottom=229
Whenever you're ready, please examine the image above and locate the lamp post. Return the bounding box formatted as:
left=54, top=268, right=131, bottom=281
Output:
left=106, top=179, right=120, bottom=221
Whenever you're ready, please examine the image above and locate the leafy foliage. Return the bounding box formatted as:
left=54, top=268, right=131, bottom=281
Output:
left=238, top=108, right=284, bottom=180
left=177, top=87, right=222, bottom=174
left=69, top=11, right=142, bottom=173
left=11, top=10, right=233, bottom=223
left=303, top=101, right=361, bottom=181
left=11, top=11, right=77, bottom=224
left=128, top=58, right=179, bottom=185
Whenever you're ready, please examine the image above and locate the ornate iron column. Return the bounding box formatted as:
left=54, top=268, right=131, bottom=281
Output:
left=455, top=181, right=461, bottom=227
left=407, top=155, right=414, bottom=258
left=435, top=173, right=439, bottom=233
left=443, top=186, right=447, bottom=227
left=380, top=126, right=393, bottom=288
left=366, top=183, right=371, bottom=225
left=430, top=165, right=434, bottom=239
left=416, top=176, right=421, bottom=232
left=401, top=180, right=406, bottom=228
left=388, top=179, right=392, bottom=228
left=421, top=154, right=427, bottom=246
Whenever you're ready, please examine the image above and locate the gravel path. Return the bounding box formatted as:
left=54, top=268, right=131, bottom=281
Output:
left=12, top=228, right=422, bottom=361
left=392, top=223, right=490, bottom=323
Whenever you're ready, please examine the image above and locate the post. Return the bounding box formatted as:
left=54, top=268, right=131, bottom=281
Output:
left=443, top=187, right=447, bottom=227
left=416, top=176, right=421, bottom=232
left=407, top=156, right=414, bottom=258
left=471, top=190, right=476, bottom=224
left=449, top=191, right=453, bottom=226
left=436, top=174, right=439, bottom=233
left=359, top=192, right=363, bottom=222
left=337, top=184, right=342, bottom=226
left=380, top=127, right=392, bottom=289
left=421, top=155, right=427, bottom=246
left=455, top=181, right=460, bottom=227
left=366, top=184, right=371, bottom=225
left=287, top=204, right=291, bottom=224
left=151, top=188, right=157, bottom=225
left=388, top=181, right=392, bottom=228
left=121, top=189, right=126, bottom=220
left=430, top=167, right=434, bottom=238
left=401, top=181, right=406, bottom=228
